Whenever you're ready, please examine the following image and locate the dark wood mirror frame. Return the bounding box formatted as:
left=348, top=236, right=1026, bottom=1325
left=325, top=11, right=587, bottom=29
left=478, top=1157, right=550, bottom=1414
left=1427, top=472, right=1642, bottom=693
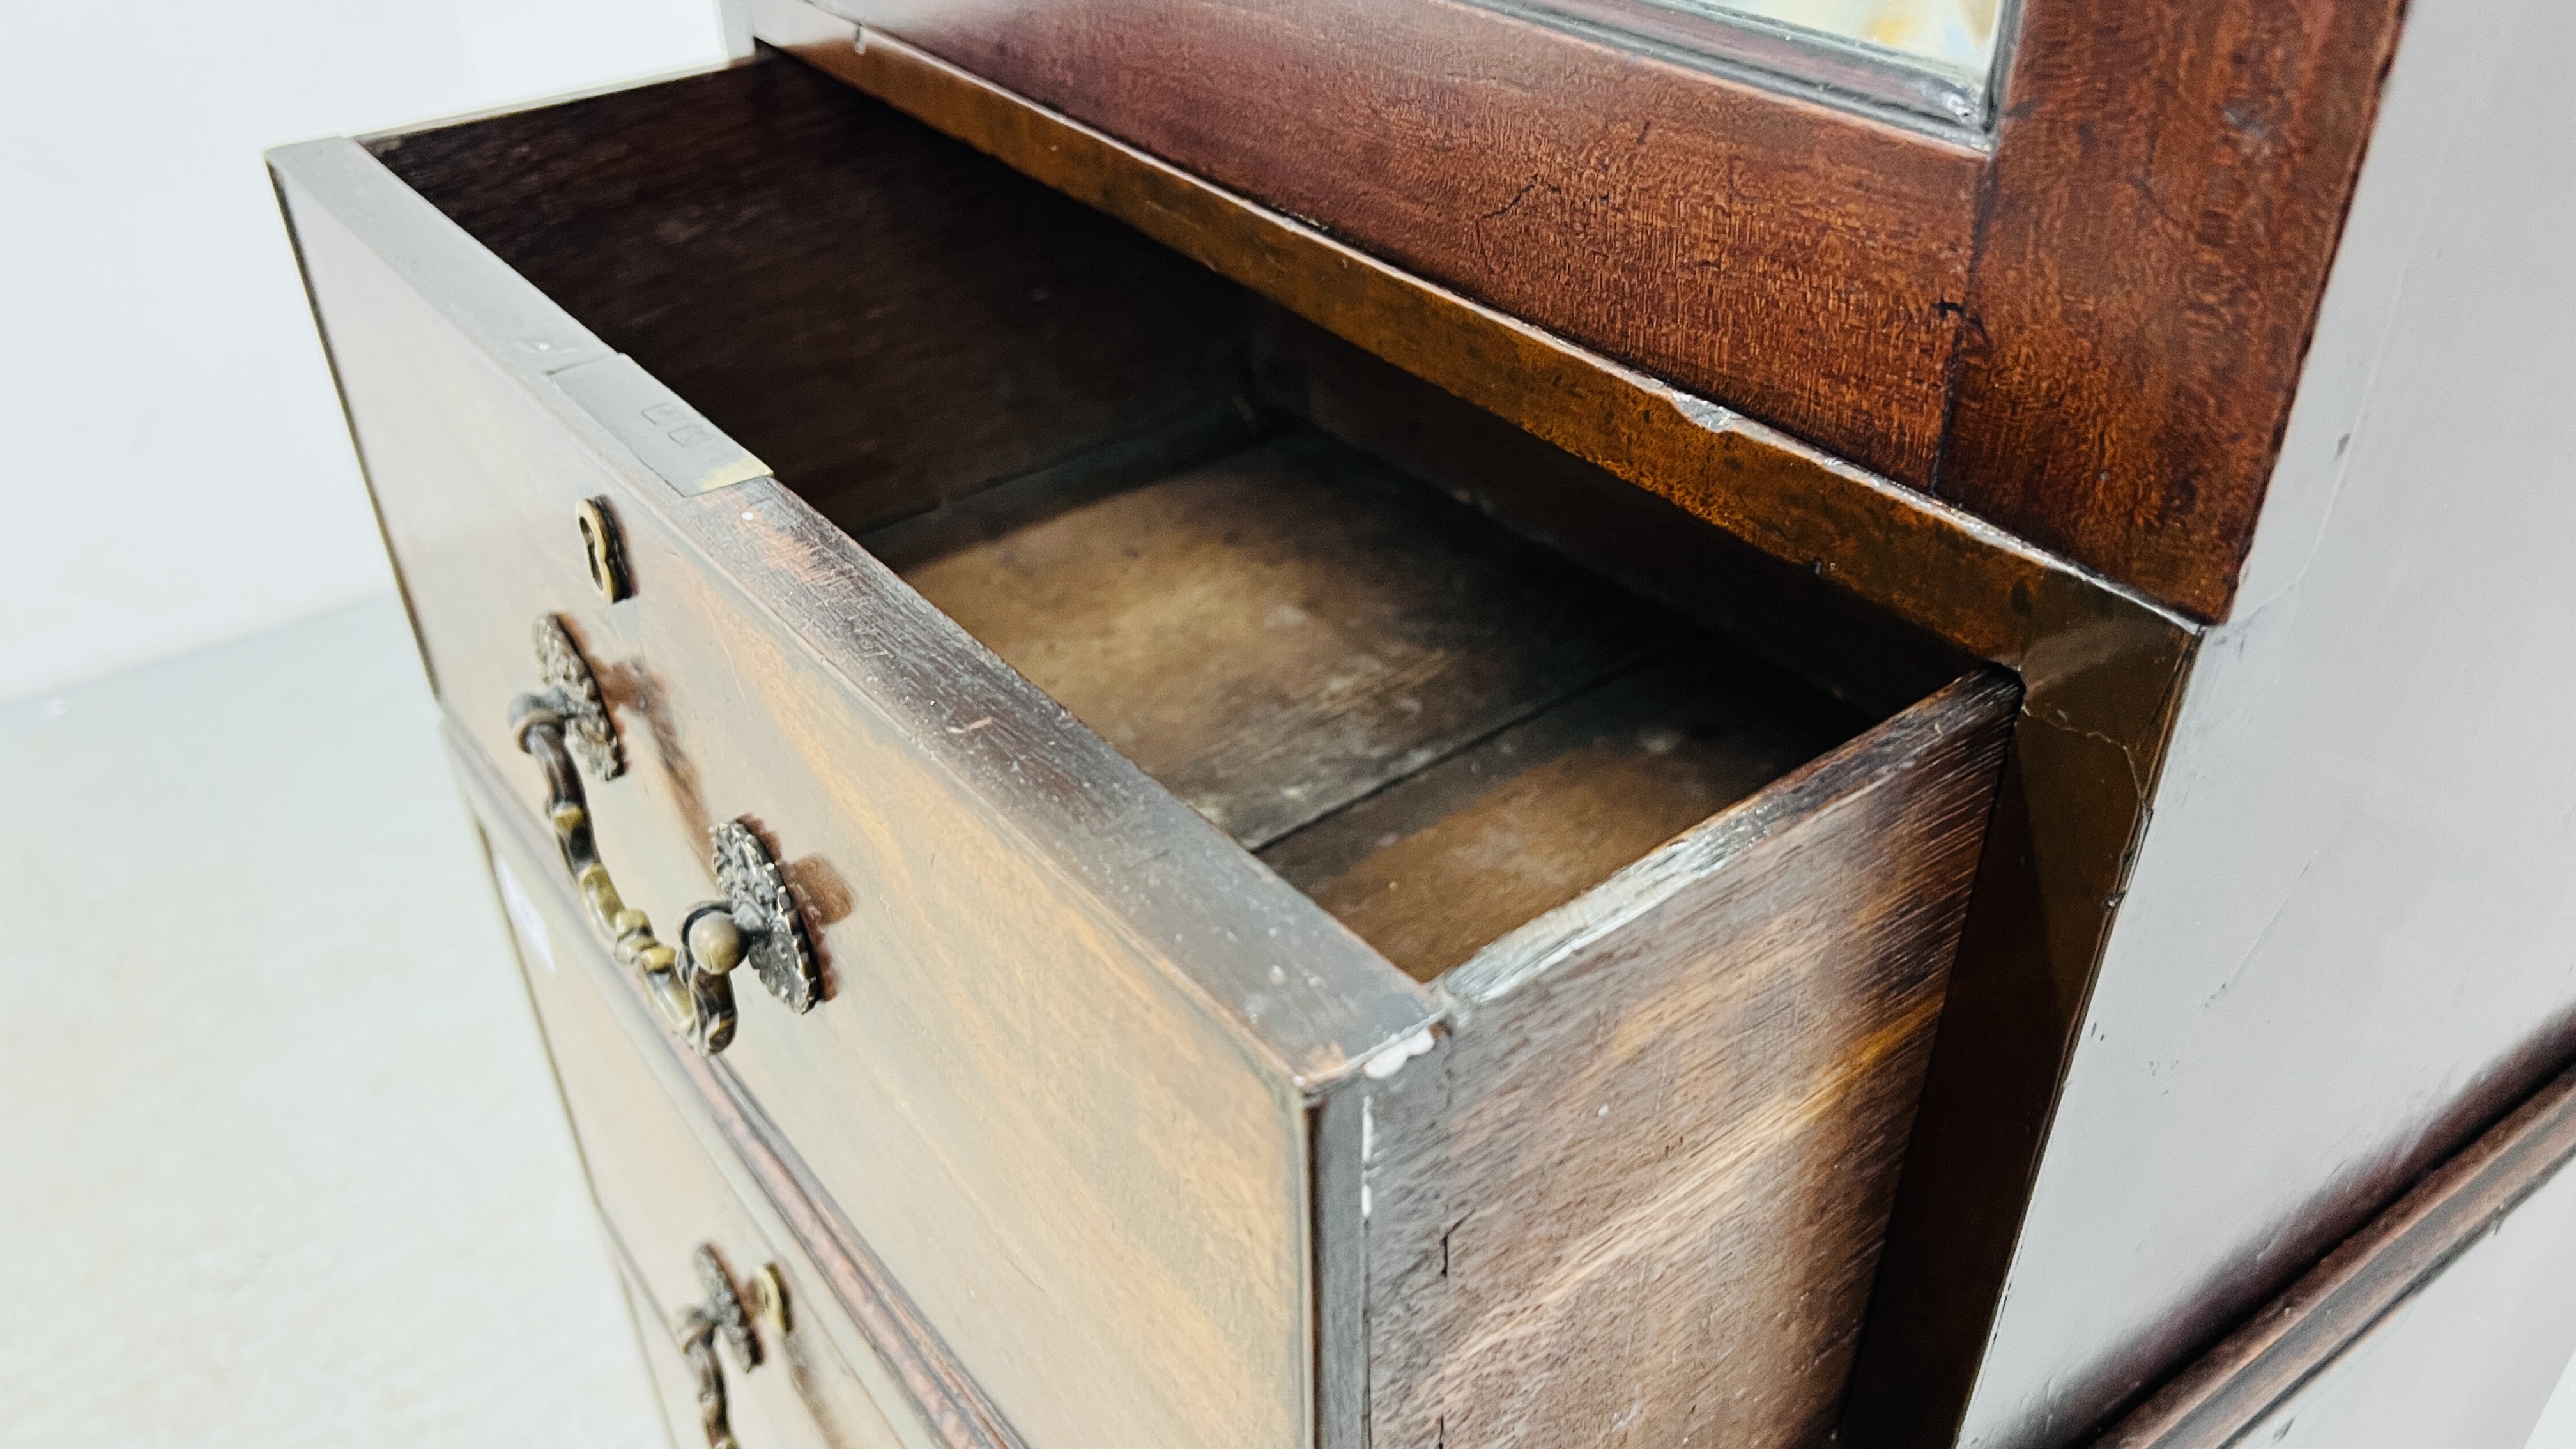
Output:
left=824, top=0, right=2404, bottom=622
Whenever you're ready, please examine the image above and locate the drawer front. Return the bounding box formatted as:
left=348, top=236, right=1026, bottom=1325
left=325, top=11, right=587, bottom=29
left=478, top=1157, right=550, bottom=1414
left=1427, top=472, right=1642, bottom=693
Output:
left=470, top=732, right=972, bottom=1449
left=275, top=125, right=1438, bottom=1449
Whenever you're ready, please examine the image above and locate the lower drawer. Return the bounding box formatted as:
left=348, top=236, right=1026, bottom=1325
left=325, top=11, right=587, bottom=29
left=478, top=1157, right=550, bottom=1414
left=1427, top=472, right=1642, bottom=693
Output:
left=468, top=734, right=986, bottom=1449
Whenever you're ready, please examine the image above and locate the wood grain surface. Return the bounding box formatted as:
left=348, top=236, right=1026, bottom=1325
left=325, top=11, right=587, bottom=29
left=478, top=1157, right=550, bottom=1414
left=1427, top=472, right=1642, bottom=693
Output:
left=871, top=429, right=1662, bottom=850
left=794, top=0, right=2401, bottom=618
left=755, top=47, right=2209, bottom=1441
left=831, top=0, right=1982, bottom=490
left=374, top=61, right=1249, bottom=535
left=1934, top=0, right=2409, bottom=617
left=1244, top=302, right=1980, bottom=722
left=1361, top=671, right=2018, bottom=1449
left=816, top=33, right=2191, bottom=685
left=1262, top=648, right=1861, bottom=980
left=866, top=404, right=1873, bottom=984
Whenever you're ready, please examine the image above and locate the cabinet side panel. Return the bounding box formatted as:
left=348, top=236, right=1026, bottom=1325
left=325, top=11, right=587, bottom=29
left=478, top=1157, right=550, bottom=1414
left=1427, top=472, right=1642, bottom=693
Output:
left=1365, top=673, right=2016, bottom=1448
left=1953, top=0, right=2576, bottom=1437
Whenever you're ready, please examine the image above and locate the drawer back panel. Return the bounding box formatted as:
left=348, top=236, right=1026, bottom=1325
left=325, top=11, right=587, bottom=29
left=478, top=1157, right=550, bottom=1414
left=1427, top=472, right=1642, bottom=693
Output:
left=372, top=60, right=1249, bottom=537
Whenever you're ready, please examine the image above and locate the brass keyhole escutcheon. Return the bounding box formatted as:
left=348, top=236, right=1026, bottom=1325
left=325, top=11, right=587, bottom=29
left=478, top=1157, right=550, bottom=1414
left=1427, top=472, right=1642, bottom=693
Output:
left=745, top=1263, right=791, bottom=1342
left=578, top=496, right=633, bottom=604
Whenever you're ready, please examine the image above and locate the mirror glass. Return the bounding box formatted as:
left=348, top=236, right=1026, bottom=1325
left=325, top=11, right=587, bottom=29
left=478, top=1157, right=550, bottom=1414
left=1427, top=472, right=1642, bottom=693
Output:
left=1489, top=0, right=2005, bottom=129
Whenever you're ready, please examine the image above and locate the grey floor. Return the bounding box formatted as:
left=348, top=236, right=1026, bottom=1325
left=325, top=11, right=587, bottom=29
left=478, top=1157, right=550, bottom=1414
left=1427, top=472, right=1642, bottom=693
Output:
left=1, top=597, right=665, bottom=1446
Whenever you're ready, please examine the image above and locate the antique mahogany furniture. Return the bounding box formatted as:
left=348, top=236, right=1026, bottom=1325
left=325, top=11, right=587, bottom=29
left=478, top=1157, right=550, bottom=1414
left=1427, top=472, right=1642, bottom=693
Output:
left=271, top=0, right=2496, bottom=1441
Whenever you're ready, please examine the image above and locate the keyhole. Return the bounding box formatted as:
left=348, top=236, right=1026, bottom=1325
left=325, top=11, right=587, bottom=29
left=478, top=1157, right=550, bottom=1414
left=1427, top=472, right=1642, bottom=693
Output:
left=576, top=496, right=632, bottom=603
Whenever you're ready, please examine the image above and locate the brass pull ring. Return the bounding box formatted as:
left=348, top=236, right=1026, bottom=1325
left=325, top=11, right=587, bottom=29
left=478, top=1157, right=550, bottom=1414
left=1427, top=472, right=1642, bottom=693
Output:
left=508, top=615, right=727, bottom=1049
left=506, top=617, right=820, bottom=1055
left=512, top=694, right=736, bottom=1055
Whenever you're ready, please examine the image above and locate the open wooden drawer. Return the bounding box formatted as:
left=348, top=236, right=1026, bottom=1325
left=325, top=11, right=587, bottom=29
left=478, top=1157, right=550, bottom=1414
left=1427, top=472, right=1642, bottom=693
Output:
left=274, top=54, right=2017, bottom=1449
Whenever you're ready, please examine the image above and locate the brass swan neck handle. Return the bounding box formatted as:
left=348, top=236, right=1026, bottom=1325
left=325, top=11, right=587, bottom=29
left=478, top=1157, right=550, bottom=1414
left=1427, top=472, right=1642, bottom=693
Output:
left=507, top=616, right=821, bottom=1055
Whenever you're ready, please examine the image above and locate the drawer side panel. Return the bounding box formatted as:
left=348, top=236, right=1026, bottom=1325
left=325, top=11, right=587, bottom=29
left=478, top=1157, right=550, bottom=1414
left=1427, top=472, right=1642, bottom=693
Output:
left=1361, top=671, right=2019, bottom=1449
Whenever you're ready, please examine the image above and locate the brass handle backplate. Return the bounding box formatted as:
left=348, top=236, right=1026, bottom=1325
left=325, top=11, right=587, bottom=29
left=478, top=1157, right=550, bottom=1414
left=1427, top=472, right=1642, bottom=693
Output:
left=675, top=1244, right=788, bottom=1449
left=508, top=616, right=822, bottom=1054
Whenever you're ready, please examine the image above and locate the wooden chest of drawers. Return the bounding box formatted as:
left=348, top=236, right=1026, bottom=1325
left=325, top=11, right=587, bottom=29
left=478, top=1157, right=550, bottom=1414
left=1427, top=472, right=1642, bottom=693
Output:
left=268, top=0, right=2576, bottom=1440
left=272, top=37, right=2179, bottom=1449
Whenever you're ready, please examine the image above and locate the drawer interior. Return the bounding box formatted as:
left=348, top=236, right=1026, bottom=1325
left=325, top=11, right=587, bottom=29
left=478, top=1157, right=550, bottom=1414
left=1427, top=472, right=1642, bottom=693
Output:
left=862, top=427, right=1862, bottom=978
left=374, top=56, right=1974, bottom=984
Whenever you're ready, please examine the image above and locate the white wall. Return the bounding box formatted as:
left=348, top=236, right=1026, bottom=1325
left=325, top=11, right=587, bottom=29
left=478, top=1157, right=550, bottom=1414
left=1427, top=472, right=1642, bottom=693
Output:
left=0, top=0, right=732, bottom=702
left=1958, top=0, right=2576, bottom=1440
